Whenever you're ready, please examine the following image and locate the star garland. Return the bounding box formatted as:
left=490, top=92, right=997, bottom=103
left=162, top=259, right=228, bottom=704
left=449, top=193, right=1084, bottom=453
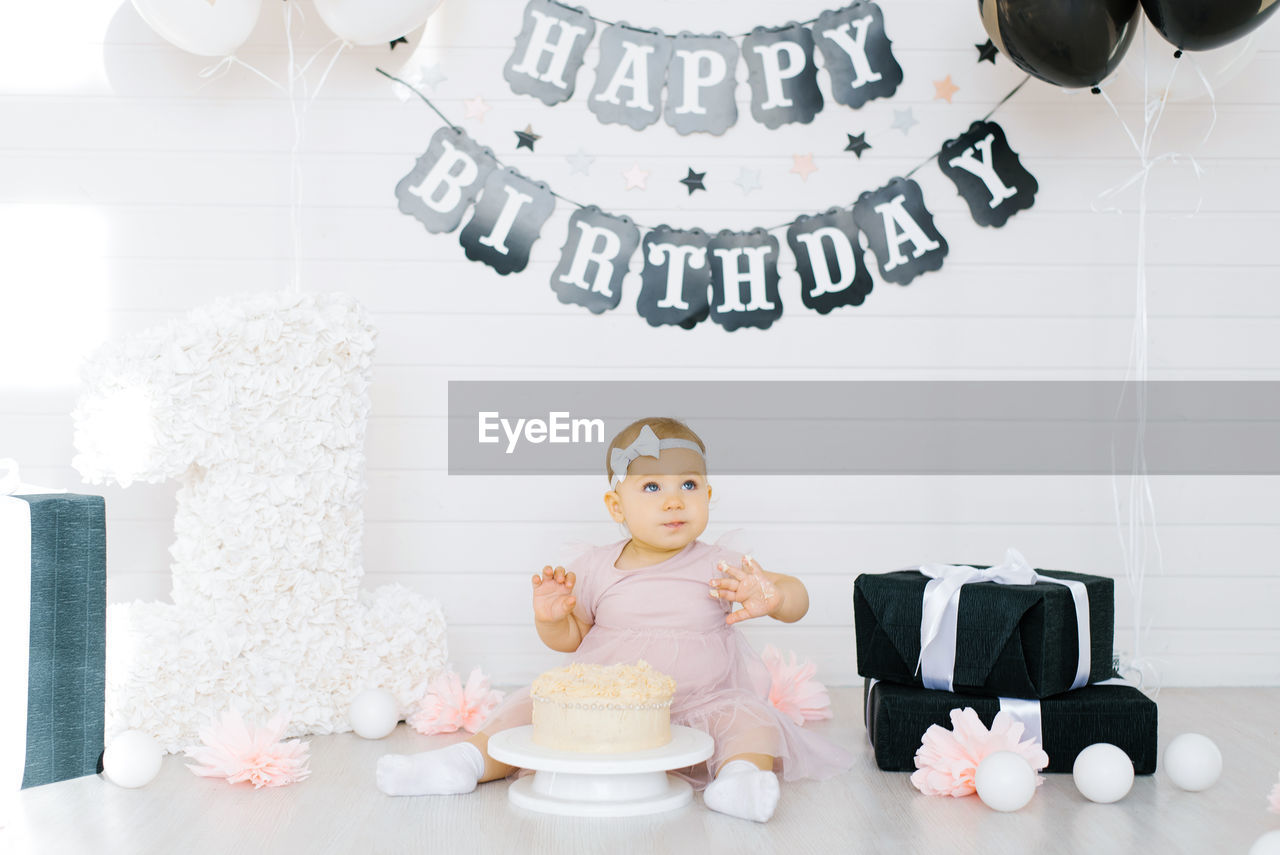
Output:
left=377, top=66, right=1033, bottom=235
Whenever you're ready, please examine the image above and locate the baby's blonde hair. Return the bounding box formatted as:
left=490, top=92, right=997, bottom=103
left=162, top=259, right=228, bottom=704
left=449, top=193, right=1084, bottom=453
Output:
left=605, top=417, right=706, bottom=484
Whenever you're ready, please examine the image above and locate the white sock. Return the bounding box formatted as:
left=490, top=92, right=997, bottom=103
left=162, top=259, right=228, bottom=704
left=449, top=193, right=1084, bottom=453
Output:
left=376, top=741, right=485, bottom=796
left=703, top=759, right=780, bottom=822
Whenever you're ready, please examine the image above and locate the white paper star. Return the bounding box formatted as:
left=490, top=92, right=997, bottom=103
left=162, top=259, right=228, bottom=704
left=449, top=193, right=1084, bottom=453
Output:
left=463, top=97, right=490, bottom=121
left=566, top=149, right=595, bottom=175
left=735, top=167, right=762, bottom=195
left=394, top=62, right=448, bottom=102
left=622, top=163, right=649, bottom=191
left=416, top=63, right=447, bottom=90
left=891, top=108, right=918, bottom=134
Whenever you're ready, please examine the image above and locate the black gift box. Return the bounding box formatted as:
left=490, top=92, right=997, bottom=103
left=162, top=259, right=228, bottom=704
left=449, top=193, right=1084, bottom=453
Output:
left=864, top=679, right=1158, bottom=774
left=854, top=568, right=1115, bottom=699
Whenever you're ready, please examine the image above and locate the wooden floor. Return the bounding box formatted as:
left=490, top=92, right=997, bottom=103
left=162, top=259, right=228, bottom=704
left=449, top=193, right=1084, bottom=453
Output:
left=5, top=687, right=1280, bottom=854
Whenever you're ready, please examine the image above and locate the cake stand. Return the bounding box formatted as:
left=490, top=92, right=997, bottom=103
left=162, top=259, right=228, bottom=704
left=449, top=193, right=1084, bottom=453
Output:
left=486, top=725, right=714, bottom=818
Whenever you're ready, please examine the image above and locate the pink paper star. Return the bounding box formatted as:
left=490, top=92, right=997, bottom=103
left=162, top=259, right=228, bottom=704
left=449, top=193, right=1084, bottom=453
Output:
left=463, top=97, right=490, bottom=121
left=933, top=75, right=959, bottom=103
left=622, top=163, right=649, bottom=191
left=790, top=153, right=818, bottom=181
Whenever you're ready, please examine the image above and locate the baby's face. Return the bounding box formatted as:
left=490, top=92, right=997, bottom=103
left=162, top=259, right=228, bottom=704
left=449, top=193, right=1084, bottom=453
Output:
left=608, top=447, right=710, bottom=554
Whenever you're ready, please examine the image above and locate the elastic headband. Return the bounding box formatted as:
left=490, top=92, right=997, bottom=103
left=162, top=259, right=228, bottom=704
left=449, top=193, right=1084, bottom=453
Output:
left=608, top=425, right=705, bottom=489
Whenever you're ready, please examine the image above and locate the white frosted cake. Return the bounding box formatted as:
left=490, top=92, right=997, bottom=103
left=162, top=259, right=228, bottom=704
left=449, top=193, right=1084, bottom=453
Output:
left=530, top=661, right=677, bottom=753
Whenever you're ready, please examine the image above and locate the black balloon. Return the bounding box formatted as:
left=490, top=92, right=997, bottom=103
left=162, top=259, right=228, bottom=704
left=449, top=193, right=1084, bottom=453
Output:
left=1141, top=0, right=1278, bottom=52
left=980, top=0, right=1142, bottom=88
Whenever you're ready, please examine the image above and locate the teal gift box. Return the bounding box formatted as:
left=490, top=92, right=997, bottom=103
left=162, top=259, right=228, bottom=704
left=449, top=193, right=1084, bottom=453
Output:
left=1, top=492, right=107, bottom=789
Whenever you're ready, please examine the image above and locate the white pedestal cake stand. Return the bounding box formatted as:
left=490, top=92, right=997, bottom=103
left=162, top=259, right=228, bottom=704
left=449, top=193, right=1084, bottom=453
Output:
left=487, top=725, right=714, bottom=818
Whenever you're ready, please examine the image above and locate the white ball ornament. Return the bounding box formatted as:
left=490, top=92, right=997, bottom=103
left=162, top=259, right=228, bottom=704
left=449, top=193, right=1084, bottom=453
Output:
left=1249, top=830, right=1280, bottom=855
left=975, top=751, right=1038, bottom=812
left=1072, top=743, right=1135, bottom=803
left=102, top=730, right=163, bottom=788
left=349, top=689, right=400, bottom=739
left=1163, top=733, right=1222, bottom=792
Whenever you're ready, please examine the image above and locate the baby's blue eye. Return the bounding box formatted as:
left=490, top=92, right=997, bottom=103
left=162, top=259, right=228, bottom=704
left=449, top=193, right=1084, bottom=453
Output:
left=682, top=479, right=698, bottom=490
left=642, top=482, right=660, bottom=492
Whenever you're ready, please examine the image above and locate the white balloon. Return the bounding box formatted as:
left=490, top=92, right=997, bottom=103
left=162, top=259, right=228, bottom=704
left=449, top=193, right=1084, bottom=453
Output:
left=349, top=688, right=400, bottom=739
left=313, top=0, right=443, bottom=46
left=1250, top=830, right=1280, bottom=855
left=1072, top=743, right=1135, bottom=804
left=132, top=0, right=263, bottom=57
left=1120, top=18, right=1260, bottom=103
left=1164, top=732, right=1223, bottom=792
left=103, top=729, right=163, bottom=788
left=975, top=751, right=1038, bottom=813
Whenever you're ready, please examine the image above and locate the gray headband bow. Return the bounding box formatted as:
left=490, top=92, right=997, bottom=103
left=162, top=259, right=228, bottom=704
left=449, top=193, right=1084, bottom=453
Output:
left=609, top=425, right=705, bottom=488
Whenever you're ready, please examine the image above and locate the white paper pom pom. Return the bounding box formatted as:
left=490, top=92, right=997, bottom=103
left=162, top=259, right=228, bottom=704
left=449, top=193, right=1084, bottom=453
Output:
left=1250, top=830, right=1280, bottom=855
left=103, top=730, right=163, bottom=788
left=349, top=689, right=400, bottom=739
left=1164, top=733, right=1222, bottom=792
left=1072, top=743, right=1135, bottom=803
left=975, top=750, right=1037, bottom=812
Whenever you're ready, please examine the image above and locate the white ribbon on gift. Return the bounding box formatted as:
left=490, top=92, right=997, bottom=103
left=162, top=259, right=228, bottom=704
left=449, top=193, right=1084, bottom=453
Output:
left=917, top=548, right=1092, bottom=693
left=864, top=677, right=879, bottom=746
left=996, top=697, right=1044, bottom=747
left=999, top=676, right=1137, bottom=750
left=0, top=460, right=63, bottom=798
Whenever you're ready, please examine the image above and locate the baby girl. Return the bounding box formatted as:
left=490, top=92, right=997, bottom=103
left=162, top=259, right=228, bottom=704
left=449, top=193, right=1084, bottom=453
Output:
left=377, top=416, right=852, bottom=821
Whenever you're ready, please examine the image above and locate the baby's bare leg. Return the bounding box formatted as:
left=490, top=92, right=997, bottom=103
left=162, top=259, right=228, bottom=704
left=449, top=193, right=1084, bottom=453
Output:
left=719, top=751, right=775, bottom=773
left=468, top=731, right=518, bottom=782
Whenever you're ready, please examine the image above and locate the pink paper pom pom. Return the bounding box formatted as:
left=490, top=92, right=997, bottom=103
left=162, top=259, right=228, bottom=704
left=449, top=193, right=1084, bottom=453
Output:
left=761, top=645, right=832, bottom=726
left=407, top=667, right=505, bottom=735
left=1268, top=772, right=1280, bottom=813
left=910, top=707, right=1050, bottom=798
left=183, top=709, right=311, bottom=789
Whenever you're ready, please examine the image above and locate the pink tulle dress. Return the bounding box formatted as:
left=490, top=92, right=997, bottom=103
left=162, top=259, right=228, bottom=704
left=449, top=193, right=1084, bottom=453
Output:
left=483, top=539, right=853, bottom=788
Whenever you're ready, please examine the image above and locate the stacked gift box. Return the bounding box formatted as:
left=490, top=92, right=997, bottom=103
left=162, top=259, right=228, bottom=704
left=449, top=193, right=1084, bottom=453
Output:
left=853, top=553, right=1158, bottom=774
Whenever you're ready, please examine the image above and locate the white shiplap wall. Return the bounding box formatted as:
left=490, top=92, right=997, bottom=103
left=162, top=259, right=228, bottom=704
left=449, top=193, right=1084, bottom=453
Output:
left=2, top=1, right=1279, bottom=688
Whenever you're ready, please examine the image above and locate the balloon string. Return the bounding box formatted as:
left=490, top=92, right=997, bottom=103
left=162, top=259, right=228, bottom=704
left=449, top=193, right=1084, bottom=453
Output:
left=1095, top=23, right=1186, bottom=695
left=279, top=6, right=349, bottom=294
left=196, top=55, right=287, bottom=93
left=1188, top=59, right=1219, bottom=146
left=286, top=1, right=301, bottom=294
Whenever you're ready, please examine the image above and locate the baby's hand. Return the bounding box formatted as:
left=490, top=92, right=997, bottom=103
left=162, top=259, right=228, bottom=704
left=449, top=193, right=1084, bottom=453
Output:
left=532, top=565, right=577, bottom=623
left=709, top=555, right=779, bottom=626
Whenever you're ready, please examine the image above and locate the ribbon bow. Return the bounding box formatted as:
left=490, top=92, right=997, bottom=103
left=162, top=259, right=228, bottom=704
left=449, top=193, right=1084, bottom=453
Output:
left=608, top=425, right=704, bottom=488
left=916, top=547, right=1091, bottom=693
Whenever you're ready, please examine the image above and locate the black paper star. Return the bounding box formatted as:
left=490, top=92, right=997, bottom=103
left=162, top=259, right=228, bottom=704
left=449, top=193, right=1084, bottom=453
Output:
left=389, top=37, right=409, bottom=50
left=976, top=39, right=999, bottom=64
left=845, top=133, right=872, bottom=158
left=515, top=125, right=541, bottom=151
left=679, top=168, right=706, bottom=195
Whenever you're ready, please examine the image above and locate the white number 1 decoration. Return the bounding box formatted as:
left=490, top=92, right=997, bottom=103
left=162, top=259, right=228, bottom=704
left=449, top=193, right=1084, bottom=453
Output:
left=73, top=292, right=447, bottom=751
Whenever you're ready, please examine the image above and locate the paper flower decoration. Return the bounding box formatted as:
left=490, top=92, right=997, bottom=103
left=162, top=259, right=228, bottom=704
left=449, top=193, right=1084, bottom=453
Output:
left=911, top=708, right=1049, bottom=797
left=1268, top=771, right=1280, bottom=813
left=407, top=668, right=504, bottom=735
left=762, top=645, right=832, bottom=726
left=184, top=709, right=311, bottom=789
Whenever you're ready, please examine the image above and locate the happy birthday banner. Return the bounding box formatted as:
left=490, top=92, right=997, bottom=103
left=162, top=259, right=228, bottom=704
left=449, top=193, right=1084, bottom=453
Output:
left=504, top=0, right=902, bottom=133
left=388, top=70, right=1038, bottom=332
